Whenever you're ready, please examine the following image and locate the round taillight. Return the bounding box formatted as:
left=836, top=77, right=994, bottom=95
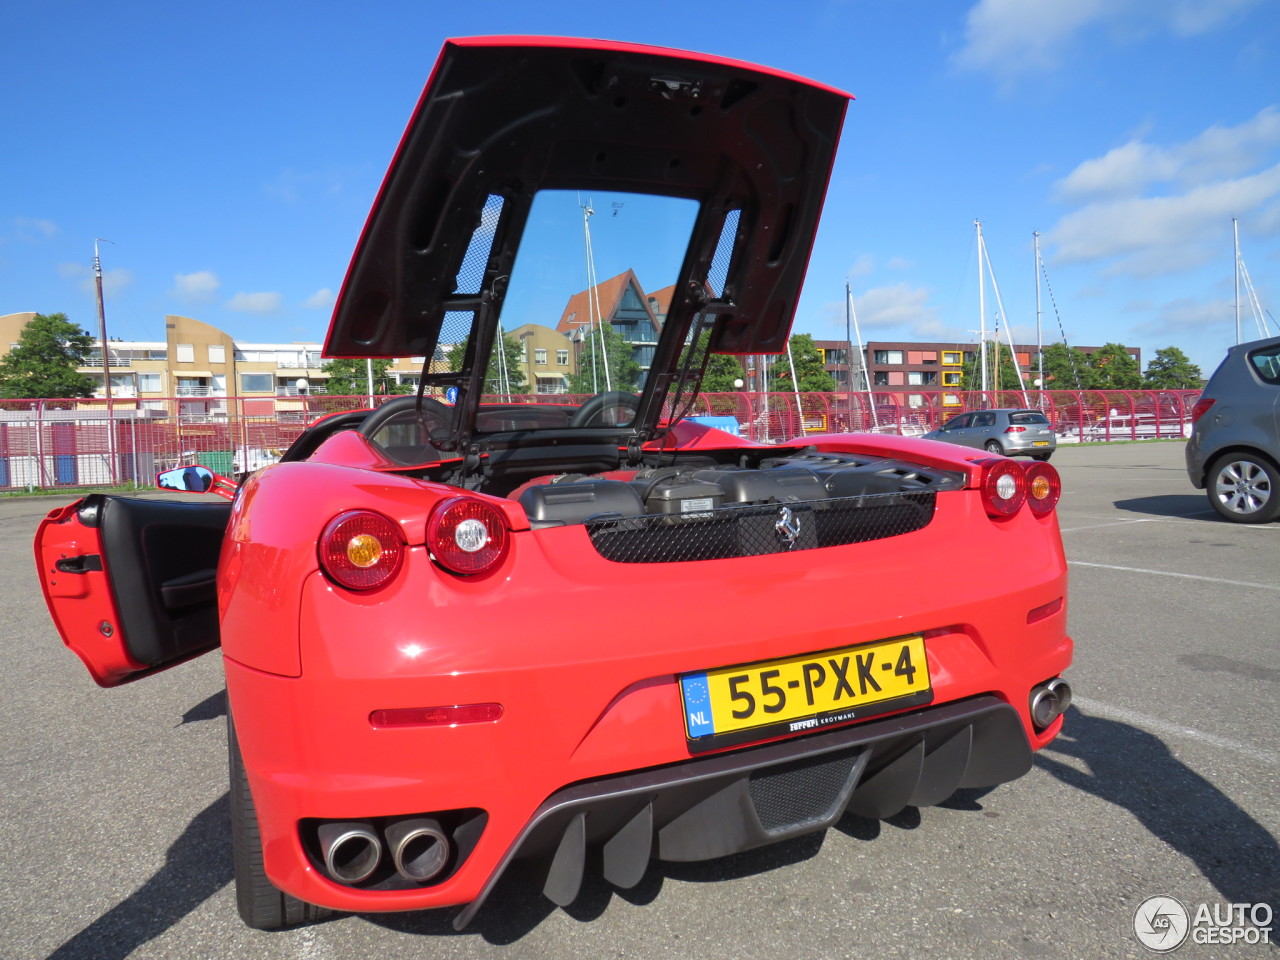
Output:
left=1023, top=461, right=1062, bottom=516
left=981, top=459, right=1026, bottom=518
left=319, top=511, right=405, bottom=590
left=427, top=497, right=510, bottom=576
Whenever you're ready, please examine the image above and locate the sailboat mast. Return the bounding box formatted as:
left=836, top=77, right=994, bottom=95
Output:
left=845, top=282, right=876, bottom=429
left=93, top=239, right=113, bottom=407
left=1034, top=231, right=1043, bottom=400
left=976, top=220, right=987, bottom=396
left=1234, top=217, right=1241, bottom=346
left=93, top=239, right=120, bottom=485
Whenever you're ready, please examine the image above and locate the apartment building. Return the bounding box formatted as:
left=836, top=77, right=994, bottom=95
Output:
left=815, top=339, right=1142, bottom=399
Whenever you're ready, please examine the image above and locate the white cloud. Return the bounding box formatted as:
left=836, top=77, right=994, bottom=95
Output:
left=1055, top=106, right=1280, bottom=202
left=1048, top=164, right=1280, bottom=273
left=954, top=0, right=1264, bottom=80
left=172, top=270, right=220, bottom=303
left=1169, top=0, right=1260, bottom=36
left=1054, top=141, right=1179, bottom=203
left=13, top=217, right=58, bottom=241
left=1132, top=297, right=1232, bottom=335
left=58, top=262, right=133, bottom=297
left=853, top=283, right=943, bottom=336
left=847, top=254, right=875, bottom=278
left=952, top=0, right=1110, bottom=78
left=227, top=291, right=283, bottom=313
left=302, top=288, right=334, bottom=309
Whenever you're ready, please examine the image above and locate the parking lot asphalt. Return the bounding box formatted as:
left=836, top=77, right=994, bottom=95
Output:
left=1, top=442, right=1276, bottom=960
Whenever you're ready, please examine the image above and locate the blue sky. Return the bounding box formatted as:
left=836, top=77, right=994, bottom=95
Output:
left=3, top=0, right=1278, bottom=376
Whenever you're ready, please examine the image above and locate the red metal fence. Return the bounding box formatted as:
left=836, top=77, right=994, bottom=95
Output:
left=0, top=389, right=1200, bottom=491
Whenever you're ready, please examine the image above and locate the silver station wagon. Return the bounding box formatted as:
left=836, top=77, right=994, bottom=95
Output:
left=923, top=409, right=1056, bottom=461
left=1186, top=334, right=1280, bottom=523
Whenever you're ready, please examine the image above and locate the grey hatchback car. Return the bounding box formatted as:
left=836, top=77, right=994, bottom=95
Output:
left=1186, top=334, right=1280, bottom=523
left=923, top=408, right=1056, bottom=460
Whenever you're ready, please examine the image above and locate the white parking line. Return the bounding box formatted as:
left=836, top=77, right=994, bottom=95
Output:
left=1060, top=515, right=1214, bottom=532
left=1071, top=696, right=1280, bottom=766
left=1068, top=560, right=1280, bottom=592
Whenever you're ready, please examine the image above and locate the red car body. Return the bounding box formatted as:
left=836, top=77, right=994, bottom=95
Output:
left=35, top=37, right=1072, bottom=931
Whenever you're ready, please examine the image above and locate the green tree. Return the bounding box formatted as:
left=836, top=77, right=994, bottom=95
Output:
left=768, top=334, right=836, bottom=392
left=446, top=334, right=529, bottom=395
left=320, top=358, right=410, bottom=396
left=1039, top=342, right=1096, bottom=391
left=1089, top=342, right=1142, bottom=389
left=960, top=342, right=1028, bottom=391
left=700, top=352, right=748, bottom=392
left=567, top=324, right=642, bottom=394
left=1143, top=346, right=1202, bottom=389
left=0, top=313, right=97, bottom=399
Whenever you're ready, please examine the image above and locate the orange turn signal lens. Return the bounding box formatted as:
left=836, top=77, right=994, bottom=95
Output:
left=319, top=510, right=405, bottom=590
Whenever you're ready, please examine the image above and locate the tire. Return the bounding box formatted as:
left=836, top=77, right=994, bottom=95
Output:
left=1035, top=452, right=1053, bottom=462
left=229, top=714, right=332, bottom=930
left=984, top=440, right=1004, bottom=455
left=1205, top=452, right=1280, bottom=524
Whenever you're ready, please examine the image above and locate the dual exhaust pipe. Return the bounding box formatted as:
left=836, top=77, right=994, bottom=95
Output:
left=1029, top=677, right=1072, bottom=730
left=317, top=817, right=451, bottom=886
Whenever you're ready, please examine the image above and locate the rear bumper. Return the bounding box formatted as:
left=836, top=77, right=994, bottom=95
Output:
left=453, top=693, right=1031, bottom=928
left=1005, top=437, right=1056, bottom=454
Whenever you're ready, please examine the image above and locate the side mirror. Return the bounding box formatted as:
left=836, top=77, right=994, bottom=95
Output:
left=156, top=464, right=237, bottom=500
left=157, top=465, right=214, bottom=492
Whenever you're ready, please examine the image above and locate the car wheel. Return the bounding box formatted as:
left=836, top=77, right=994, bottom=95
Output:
left=984, top=440, right=1004, bottom=455
left=229, top=714, right=332, bottom=930
left=1206, top=453, right=1280, bottom=524
left=1035, top=452, right=1053, bottom=462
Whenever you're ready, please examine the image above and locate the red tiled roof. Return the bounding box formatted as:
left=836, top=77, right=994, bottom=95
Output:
left=556, top=269, right=656, bottom=336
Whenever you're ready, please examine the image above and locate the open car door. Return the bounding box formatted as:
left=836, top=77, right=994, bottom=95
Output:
left=35, top=494, right=231, bottom=687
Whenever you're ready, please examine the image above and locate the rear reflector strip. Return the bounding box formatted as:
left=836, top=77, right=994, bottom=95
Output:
left=370, top=703, right=504, bottom=728
left=1026, top=597, right=1064, bottom=624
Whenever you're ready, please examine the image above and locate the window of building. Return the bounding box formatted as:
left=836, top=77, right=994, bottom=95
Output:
left=176, top=343, right=195, bottom=363
left=888, top=371, right=906, bottom=386
left=534, top=348, right=547, bottom=365
left=241, top=373, right=273, bottom=393
left=824, top=348, right=848, bottom=365
left=873, top=350, right=904, bottom=365
left=556, top=349, right=569, bottom=365
left=138, top=372, right=162, bottom=393
left=873, top=371, right=889, bottom=386
left=942, top=351, right=961, bottom=365
left=208, top=344, right=226, bottom=364
left=908, top=371, right=924, bottom=385
left=942, top=371, right=962, bottom=386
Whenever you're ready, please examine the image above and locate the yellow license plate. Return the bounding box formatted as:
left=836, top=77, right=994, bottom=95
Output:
left=680, top=635, right=931, bottom=748
left=1032, top=440, right=1049, bottom=446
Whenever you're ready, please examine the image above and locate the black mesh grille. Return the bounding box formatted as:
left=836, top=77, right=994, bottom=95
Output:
left=585, top=491, right=935, bottom=563
left=748, top=751, right=860, bottom=832
left=454, top=195, right=504, bottom=294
